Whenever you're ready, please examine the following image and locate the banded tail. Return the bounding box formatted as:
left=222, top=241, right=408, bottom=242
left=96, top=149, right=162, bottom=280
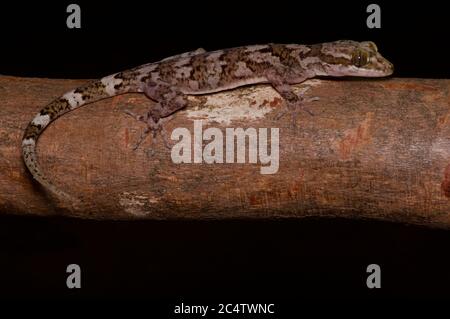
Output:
left=22, top=71, right=142, bottom=202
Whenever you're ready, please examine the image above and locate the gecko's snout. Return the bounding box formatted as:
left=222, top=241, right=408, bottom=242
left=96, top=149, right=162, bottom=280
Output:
left=386, top=60, right=394, bottom=75
left=376, top=54, right=394, bottom=76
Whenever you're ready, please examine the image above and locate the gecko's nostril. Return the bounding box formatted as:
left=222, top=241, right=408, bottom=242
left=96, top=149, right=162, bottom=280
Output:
left=388, top=62, right=394, bottom=72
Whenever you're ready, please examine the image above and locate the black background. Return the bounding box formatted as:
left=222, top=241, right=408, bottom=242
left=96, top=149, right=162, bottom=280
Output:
left=1, top=0, right=449, bottom=307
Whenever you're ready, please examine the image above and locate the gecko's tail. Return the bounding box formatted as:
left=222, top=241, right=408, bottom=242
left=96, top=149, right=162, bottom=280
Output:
left=22, top=72, right=140, bottom=204
left=22, top=141, right=76, bottom=202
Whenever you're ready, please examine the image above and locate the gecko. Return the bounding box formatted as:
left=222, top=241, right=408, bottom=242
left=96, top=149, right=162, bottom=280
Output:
left=21, top=40, right=393, bottom=203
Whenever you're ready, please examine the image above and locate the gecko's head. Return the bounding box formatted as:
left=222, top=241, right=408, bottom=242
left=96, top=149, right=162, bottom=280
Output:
left=310, top=40, right=394, bottom=77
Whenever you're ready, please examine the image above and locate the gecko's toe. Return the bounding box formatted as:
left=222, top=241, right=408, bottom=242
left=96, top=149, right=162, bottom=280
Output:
left=124, top=109, right=147, bottom=123
left=301, top=106, right=315, bottom=116
left=274, top=107, right=288, bottom=120
left=307, top=96, right=320, bottom=102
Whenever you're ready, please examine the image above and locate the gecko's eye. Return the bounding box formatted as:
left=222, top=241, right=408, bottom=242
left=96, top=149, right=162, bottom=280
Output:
left=352, top=50, right=369, bottom=67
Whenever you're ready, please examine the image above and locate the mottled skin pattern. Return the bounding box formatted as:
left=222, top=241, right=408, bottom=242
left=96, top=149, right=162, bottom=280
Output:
left=22, top=40, right=393, bottom=202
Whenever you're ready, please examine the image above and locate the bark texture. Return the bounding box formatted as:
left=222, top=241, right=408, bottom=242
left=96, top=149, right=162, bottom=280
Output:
left=0, top=75, right=449, bottom=227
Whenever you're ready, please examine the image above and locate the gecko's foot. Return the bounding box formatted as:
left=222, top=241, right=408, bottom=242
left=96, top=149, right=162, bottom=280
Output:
left=274, top=97, right=319, bottom=128
left=124, top=110, right=174, bottom=151
left=274, top=105, right=314, bottom=121
left=275, top=102, right=315, bottom=121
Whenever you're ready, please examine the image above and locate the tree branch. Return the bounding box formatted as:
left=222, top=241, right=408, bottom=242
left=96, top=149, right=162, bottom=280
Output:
left=1, top=75, right=449, bottom=227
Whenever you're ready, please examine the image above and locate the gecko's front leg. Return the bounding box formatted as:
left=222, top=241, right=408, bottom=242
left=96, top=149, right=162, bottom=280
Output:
left=265, top=70, right=317, bottom=127
left=126, top=80, right=188, bottom=151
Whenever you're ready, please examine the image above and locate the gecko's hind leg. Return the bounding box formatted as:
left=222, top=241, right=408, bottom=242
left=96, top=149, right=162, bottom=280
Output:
left=146, top=114, right=175, bottom=150
left=124, top=108, right=174, bottom=151
left=125, top=80, right=189, bottom=152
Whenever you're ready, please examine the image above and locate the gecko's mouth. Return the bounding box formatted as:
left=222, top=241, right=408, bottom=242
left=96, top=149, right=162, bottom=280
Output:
left=367, top=55, right=395, bottom=76
left=361, top=66, right=394, bottom=77
left=324, top=63, right=394, bottom=77
left=351, top=58, right=394, bottom=77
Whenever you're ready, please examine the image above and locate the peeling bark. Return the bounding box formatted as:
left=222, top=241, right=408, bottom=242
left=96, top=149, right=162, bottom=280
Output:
left=0, top=75, right=449, bottom=227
